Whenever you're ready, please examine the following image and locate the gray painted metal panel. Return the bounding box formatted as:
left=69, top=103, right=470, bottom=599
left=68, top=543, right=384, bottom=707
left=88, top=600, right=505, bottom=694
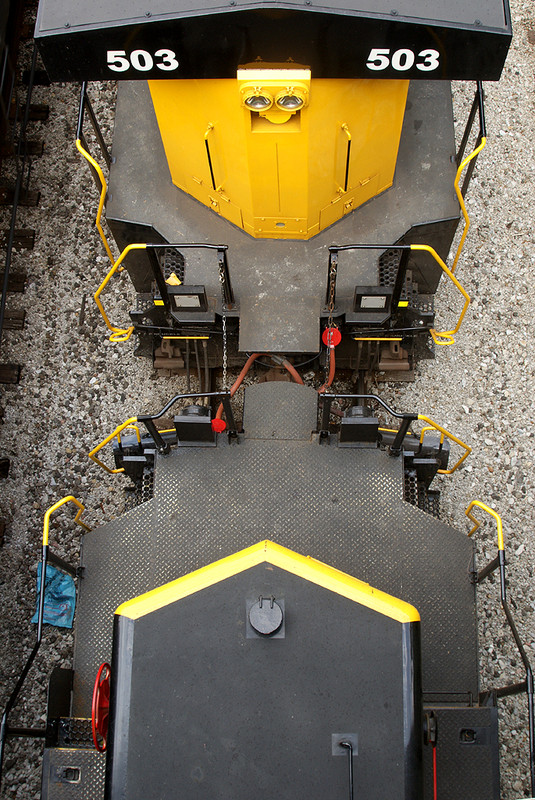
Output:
left=107, top=80, right=458, bottom=353
left=74, top=382, right=478, bottom=725
left=36, top=0, right=508, bottom=34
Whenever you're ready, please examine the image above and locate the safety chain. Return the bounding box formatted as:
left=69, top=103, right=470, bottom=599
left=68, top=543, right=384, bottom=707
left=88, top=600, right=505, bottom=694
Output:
left=325, top=255, right=338, bottom=380
left=221, top=313, right=228, bottom=389
left=327, top=256, right=337, bottom=332
left=218, top=261, right=229, bottom=389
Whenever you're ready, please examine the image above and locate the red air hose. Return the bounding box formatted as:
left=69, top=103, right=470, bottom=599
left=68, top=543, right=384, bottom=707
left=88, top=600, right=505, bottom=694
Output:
left=318, top=326, right=340, bottom=393
left=215, top=353, right=305, bottom=424
left=281, top=358, right=304, bottom=385
left=318, top=346, right=336, bottom=394
left=215, top=353, right=263, bottom=420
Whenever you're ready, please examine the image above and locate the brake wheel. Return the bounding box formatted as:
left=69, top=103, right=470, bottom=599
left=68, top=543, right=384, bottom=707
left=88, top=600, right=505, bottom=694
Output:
left=91, top=662, right=111, bottom=752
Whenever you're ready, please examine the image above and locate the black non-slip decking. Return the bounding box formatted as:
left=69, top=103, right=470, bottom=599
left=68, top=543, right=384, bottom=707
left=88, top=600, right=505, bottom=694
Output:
left=73, top=382, right=477, bottom=719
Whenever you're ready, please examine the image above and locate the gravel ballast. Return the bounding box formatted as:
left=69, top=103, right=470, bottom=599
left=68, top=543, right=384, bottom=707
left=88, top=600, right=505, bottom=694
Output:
left=0, top=3, right=534, bottom=797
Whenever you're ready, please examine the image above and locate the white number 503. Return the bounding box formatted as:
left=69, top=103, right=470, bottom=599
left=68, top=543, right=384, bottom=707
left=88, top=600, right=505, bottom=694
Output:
left=366, top=48, right=440, bottom=72
left=107, top=49, right=179, bottom=72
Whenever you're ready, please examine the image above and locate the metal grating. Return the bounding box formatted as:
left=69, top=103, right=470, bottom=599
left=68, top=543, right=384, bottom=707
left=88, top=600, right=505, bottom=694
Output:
left=158, top=247, right=185, bottom=283
left=73, top=499, right=156, bottom=716
left=58, top=718, right=93, bottom=749
left=378, top=248, right=402, bottom=287
left=404, top=469, right=418, bottom=505
left=135, top=293, right=153, bottom=312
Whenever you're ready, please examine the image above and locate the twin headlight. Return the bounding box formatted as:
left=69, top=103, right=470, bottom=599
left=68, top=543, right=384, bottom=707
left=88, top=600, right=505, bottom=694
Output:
left=238, top=67, right=311, bottom=121
left=243, top=88, right=307, bottom=112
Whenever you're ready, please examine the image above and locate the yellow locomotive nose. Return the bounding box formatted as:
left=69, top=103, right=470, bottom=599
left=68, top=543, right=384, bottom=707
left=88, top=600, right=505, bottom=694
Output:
left=148, top=66, right=408, bottom=240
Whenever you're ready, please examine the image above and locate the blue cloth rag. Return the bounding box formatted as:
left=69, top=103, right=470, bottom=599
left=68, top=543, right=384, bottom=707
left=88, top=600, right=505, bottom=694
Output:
left=32, top=563, right=76, bottom=628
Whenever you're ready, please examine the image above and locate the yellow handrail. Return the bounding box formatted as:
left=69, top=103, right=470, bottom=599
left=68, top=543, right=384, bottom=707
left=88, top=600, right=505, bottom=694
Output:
left=94, top=243, right=147, bottom=342
left=410, top=244, right=470, bottom=346
left=75, top=139, right=115, bottom=266
left=465, top=500, right=504, bottom=550
left=88, top=417, right=139, bottom=474
left=417, top=415, right=471, bottom=474
left=378, top=427, right=414, bottom=436
left=43, top=496, right=91, bottom=546
left=451, top=137, right=487, bottom=274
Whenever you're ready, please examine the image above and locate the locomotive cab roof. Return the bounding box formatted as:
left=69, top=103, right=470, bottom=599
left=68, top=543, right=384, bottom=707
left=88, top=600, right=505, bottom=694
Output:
left=108, top=540, right=422, bottom=799
left=35, top=0, right=512, bottom=81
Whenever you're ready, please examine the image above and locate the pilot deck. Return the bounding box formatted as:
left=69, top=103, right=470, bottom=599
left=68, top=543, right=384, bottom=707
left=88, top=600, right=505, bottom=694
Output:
left=41, top=383, right=499, bottom=799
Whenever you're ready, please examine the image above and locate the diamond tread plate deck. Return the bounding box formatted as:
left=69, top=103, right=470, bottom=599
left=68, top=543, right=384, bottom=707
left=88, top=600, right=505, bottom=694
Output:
left=41, top=749, right=105, bottom=799
left=75, top=383, right=477, bottom=718
left=73, top=499, right=156, bottom=716
left=152, top=434, right=477, bottom=697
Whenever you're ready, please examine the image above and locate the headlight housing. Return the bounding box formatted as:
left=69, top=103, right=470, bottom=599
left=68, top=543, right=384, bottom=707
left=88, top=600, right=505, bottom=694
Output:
left=275, top=91, right=306, bottom=111
left=238, top=67, right=311, bottom=123
left=243, top=92, right=273, bottom=111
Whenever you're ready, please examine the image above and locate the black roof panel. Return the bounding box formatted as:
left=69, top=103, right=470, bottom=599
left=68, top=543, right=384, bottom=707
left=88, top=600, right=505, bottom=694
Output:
left=35, top=0, right=512, bottom=81
left=37, top=0, right=508, bottom=32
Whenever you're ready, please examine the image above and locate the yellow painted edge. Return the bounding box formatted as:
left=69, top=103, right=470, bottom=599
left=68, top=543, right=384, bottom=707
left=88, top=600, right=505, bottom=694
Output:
left=154, top=299, right=165, bottom=307
left=116, top=540, right=419, bottom=624
left=397, top=301, right=409, bottom=308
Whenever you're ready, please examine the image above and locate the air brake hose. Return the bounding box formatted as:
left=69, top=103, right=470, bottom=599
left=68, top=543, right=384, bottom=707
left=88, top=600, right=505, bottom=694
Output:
left=215, top=353, right=305, bottom=421
left=318, top=326, right=340, bottom=394
left=318, top=347, right=336, bottom=394
left=215, top=353, right=262, bottom=420
left=269, top=355, right=305, bottom=385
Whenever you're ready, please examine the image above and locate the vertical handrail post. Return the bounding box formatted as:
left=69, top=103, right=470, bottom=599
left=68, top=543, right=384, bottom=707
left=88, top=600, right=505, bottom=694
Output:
left=218, top=248, right=234, bottom=309
left=221, top=394, right=237, bottom=435
left=319, top=395, right=333, bottom=436
left=142, top=418, right=170, bottom=455
left=389, top=414, right=416, bottom=456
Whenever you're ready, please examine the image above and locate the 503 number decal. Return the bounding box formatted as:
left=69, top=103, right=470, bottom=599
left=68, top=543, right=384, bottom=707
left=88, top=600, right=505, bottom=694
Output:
left=107, top=49, right=179, bottom=72
left=366, top=48, right=440, bottom=72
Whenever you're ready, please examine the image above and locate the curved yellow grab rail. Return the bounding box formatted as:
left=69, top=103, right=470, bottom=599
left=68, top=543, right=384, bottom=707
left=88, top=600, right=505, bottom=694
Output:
left=94, top=243, right=147, bottom=342
left=410, top=245, right=470, bottom=346
left=43, top=496, right=91, bottom=546
left=451, top=137, right=487, bottom=274
left=88, top=417, right=139, bottom=474
left=465, top=500, right=504, bottom=550
left=417, top=415, right=471, bottom=475
left=75, top=139, right=115, bottom=267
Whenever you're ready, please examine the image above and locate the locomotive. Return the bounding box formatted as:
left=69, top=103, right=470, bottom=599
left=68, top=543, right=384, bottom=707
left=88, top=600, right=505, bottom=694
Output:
left=2, top=0, right=534, bottom=798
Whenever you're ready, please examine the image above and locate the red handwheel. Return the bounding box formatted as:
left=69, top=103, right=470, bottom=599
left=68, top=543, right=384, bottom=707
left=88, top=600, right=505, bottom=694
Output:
left=92, top=662, right=111, bottom=752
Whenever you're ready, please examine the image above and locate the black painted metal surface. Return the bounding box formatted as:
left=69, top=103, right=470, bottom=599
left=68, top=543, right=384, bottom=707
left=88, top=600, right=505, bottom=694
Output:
left=34, top=0, right=511, bottom=81
left=422, top=707, right=500, bottom=799
left=107, top=567, right=422, bottom=800
left=75, top=382, right=478, bottom=719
